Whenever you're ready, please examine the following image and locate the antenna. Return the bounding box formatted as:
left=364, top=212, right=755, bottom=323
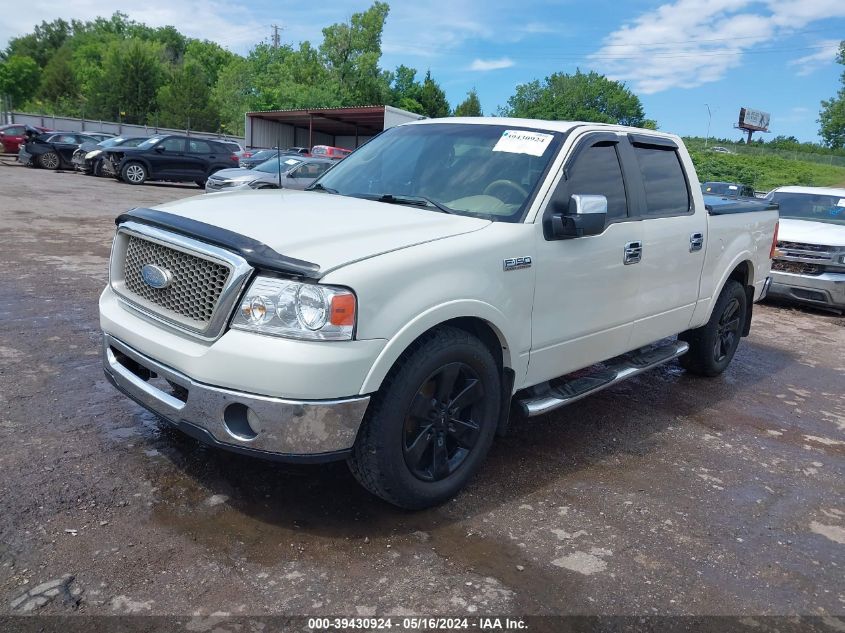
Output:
left=277, top=129, right=282, bottom=190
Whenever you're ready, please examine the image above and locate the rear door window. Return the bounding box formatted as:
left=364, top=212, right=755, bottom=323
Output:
left=632, top=145, right=690, bottom=217
left=188, top=139, right=212, bottom=154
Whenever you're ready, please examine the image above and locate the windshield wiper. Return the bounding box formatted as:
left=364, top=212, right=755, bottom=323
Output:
left=307, top=182, right=338, bottom=194
left=375, top=193, right=455, bottom=214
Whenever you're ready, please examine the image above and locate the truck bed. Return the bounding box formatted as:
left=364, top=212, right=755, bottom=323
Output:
left=704, top=194, right=778, bottom=215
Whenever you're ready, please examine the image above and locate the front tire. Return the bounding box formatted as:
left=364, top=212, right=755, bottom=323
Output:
left=679, top=280, right=747, bottom=377
left=348, top=326, right=501, bottom=509
left=121, top=161, right=147, bottom=185
left=38, top=151, right=60, bottom=170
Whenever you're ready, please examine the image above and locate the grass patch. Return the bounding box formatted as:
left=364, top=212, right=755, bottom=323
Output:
left=688, top=150, right=845, bottom=192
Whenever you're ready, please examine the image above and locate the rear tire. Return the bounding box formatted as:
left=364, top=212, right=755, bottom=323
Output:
left=38, top=151, right=60, bottom=170
left=348, top=326, right=501, bottom=509
left=679, top=280, right=747, bottom=377
left=121, top=161, right=147, bottom=185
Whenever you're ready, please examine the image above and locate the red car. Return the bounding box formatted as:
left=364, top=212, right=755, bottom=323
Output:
left=0, top=124, right=51, bottom=154
left=311, top=145, right=352, bottom=160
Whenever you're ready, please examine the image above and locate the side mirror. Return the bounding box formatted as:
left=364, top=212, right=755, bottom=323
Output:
left=550, top=194, right=608, bottom=239
left=154, top=145, right=165, bottom=153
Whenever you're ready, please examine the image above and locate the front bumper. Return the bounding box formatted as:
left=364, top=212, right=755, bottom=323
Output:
left=103, top=334, right=371, bottom=461
left=768, top=270, right=845, bottom=309
left=72, top=154, right=91, bottom=171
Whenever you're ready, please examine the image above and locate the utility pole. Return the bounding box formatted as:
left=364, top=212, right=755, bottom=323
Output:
left=271, top=24, right=282, bottom=49
left=705, top=103, right=712, bottom=149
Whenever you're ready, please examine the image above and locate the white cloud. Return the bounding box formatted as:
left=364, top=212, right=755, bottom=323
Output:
left=788, top=39, right=841, bottom=76
left=468, top=57, right=515, bottom=71
left=589, top=0, right=845, bottom=94
left=0, top=0, right=265, bottom=52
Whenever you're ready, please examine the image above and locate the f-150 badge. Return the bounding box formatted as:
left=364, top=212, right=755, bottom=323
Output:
left=503, top=256, right=532, bottom=271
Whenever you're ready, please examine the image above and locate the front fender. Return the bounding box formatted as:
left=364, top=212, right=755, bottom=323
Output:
left=358, top=299, right=521, bottom=395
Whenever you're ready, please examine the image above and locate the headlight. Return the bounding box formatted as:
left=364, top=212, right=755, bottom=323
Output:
left=246, top=179, right=266, bottom=189
left=85, top=150, right=102, bottom=159
left=231, top=276, right=355, bottom=340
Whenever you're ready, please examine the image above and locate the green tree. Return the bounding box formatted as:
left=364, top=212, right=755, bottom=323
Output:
left=157, top=61, right=218, bottom=130
left=184, top=40, right=236, bottom=86
left=5, top=18, right=71, bottom=67
left=90, top=39, right=166, bottom=124
left=0, top=55, right=41, bottom=108
left=212, top=57, right=256, bottom=136
left=499, top=69, right=654, bottom=127
left=38, top=44, right=79, bottom=105
left=418, top=70, right=449, bottom=118
left=454, top=88, right=482, bottom=117
left=320, top=2, right=391, bottom=105
left=819, top=41, right=845, bottom=149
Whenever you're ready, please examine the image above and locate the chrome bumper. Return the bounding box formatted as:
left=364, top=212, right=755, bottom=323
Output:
left=102, top=334, right=370, bottom=461
left=768, top=270, right=845, bottom=309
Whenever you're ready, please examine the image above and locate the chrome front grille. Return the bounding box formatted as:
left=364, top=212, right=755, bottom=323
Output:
left=123, top=235, right=230, bottom=325
left=110, top=222, right=253, bottom=340
left=776, top=241, right=836, bottom=263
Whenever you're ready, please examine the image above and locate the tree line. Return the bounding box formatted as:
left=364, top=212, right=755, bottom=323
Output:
left=0, top=3, right=658, bottom=137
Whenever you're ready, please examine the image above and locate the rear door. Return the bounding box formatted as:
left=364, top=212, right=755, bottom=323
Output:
left=622, top=134, right=707, bottom=348
left=527, top=132, right=643, bottom=385
left=185, top=139, right=215, bottom=179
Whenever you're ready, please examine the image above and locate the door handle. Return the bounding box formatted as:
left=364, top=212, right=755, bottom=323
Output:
left=624, top=241, right=642, bottom=265
left=690, top=232, right=704, bottom=252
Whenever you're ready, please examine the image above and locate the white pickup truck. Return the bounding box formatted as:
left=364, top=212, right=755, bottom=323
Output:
left=100, top=118, right=779, bottom=508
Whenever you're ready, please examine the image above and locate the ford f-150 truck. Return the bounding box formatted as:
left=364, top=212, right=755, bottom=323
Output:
left=100, top=118, right=779, bottom=509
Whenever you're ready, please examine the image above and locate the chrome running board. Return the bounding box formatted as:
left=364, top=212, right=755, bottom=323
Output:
left=517, top=340, right=689, bottom=418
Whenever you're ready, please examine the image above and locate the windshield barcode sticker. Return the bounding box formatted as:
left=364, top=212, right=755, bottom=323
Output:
left=493, top=130, right=554, bottom=157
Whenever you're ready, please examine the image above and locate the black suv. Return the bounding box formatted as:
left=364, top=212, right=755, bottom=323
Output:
left=104, top=135, right=238, bottom=187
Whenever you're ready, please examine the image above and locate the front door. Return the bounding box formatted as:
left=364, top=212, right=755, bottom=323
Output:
left=152, top=137, right=187, bottom=178
left=527, top=132, right=643, bottom=386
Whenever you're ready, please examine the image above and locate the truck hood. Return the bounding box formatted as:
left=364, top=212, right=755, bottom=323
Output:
left=778, top=218, right=845, bottom=247
left=152, top=189, right=491, bottom=274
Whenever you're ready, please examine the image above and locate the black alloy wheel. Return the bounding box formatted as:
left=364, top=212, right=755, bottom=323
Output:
left=402, top=362, right=484, bottom=482
left=714, top=297, right=742, bottom=363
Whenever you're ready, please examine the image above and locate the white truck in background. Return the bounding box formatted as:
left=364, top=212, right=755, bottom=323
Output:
left=100, top=118, right=779, bottom=509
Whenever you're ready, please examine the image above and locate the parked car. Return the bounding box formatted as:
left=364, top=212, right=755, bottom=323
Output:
left=710, top=146, right=734, bottom=154
left=765, top=186, right=845, bottom=312
left=285, top=147, right=311, bottom=156
left=102, top=135, right=239, bottom=186
left=206, top=156, right=334, bottom=192
left=0, top=124, right=51, bottom=154
left=311, top=144, right=352, bottom=160
left=72, top=136, right=147, bottom=175
left=238, top=149, right=284, bottom=170
left=19, top=131, right=100, bottom=169
left=100, top=118, right=778, bottom=509
left=219, top=140, right=245, bottom=155
left=701, top=181, right=755, bottom=198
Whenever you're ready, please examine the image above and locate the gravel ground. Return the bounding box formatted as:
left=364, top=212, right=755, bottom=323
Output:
left=0, top=160, right=843, bottom=622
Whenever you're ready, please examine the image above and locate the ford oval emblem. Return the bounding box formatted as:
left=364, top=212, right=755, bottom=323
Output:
left=141, top=264, right=173, bottom=289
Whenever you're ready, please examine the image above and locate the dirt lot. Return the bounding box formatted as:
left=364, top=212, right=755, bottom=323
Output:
left=0, top=161, right=843, bottom=623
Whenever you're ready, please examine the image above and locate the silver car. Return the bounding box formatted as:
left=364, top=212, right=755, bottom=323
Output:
left=206, top=156, right=334, bottom=192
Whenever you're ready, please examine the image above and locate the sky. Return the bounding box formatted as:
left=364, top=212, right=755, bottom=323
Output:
left=2, top=0, right=844, bottom=143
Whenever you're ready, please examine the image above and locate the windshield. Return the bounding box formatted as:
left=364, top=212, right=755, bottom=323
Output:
left=769, top=192, right=845, bottom=226
left=702, top=182, right=741, bottom=196
left=255, top=156, right=302, bottom=174
left=135, top=136, right=165, bottom=150
left=313, top=123, right=562, bottom=221
left=97, top=137, right=125, bottom=148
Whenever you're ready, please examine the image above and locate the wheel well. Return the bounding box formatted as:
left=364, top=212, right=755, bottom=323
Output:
left=394, top=317, right=514, bottom=436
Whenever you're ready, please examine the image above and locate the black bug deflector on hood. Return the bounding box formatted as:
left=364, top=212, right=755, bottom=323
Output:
left=116, top=207, right=321, bottom=279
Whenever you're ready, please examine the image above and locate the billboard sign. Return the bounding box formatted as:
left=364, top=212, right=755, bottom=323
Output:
left=738, top=107, right=770, bottom=132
